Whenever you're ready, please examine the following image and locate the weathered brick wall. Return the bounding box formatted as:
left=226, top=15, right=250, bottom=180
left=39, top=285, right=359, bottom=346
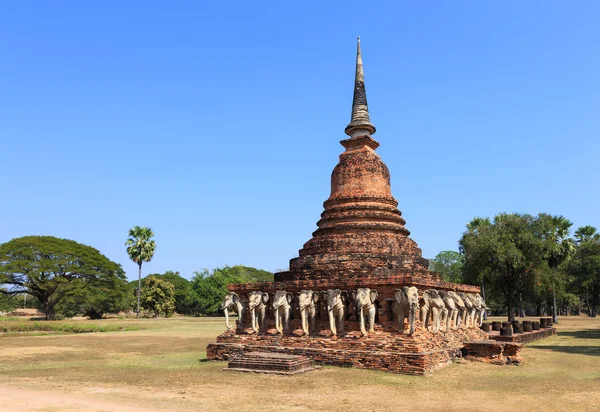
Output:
left=463, top=340, right=523, bottom=365
left=208, top=326, right=488, bottom=375
left=488, top=328, right=556, bottom=343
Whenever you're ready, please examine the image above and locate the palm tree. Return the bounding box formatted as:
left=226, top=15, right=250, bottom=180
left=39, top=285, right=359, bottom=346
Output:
left=539, top=214, right=576, bottom=324
left=574, top=226, right=600, bottom=244
left=126, top=226, right=156, bottom=318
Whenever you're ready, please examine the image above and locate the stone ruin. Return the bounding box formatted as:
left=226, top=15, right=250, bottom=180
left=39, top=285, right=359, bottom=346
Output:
left=207, top=38, right=494, bottom=375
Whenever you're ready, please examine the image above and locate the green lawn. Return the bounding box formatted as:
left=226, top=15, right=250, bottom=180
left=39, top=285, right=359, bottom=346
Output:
left=0, top=316, right=598, bottom=411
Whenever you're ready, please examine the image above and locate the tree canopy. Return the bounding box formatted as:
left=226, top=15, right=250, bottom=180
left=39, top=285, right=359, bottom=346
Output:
left=140, top=276, right=175, bottom=318
left=430, top=250, right=463, bottom=283
left=187, top=265, right=273, bottom=316
left=0, top=236, right=125, bottom=320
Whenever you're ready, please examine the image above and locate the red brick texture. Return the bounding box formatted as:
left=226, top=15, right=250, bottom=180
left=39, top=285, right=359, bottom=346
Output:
left=462, top=341, right=523, bottom=365
left=208, top=324, right=489, bottom=376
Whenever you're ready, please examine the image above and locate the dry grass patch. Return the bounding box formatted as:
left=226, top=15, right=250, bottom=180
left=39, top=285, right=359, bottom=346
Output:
left=0, top=316, right=598, bottom=411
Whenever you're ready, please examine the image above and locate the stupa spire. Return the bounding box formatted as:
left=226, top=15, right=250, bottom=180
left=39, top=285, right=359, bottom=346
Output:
left=345, top=36, right=376, bottom=137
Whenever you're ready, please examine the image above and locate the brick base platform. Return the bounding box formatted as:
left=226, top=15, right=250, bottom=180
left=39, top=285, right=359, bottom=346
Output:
left=488, top=327, right=556, bottom=343
left=462, top=340, right=523, bottom=365
left=224, top=352, right=317, bottom=375
left=207, top=324, right=489, bottom=376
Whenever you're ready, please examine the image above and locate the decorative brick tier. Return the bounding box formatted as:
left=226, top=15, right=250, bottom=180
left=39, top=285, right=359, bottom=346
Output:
left=488, top=328, right=556, bottom=343
left=208, top=323, right=489, bottom=376
left=224, top=352, right=317, bottom=375
left=462, top=340, right=523, bottom=365
left=228, top=275, right=479, bottom=328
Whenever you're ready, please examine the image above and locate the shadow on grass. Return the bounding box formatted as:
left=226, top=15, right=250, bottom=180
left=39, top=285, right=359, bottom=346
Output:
left=558, top=329, right=600, bottom=340
left=530, top=329, right=600, bottom=357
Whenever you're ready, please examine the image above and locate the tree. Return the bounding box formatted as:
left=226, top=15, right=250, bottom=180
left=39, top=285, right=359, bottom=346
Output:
left=567, top=226, right=600, bottom=317
left=0, top=236, right=124, bottom=320
left=56, top=271, right=129, bottom=319
left=574, top=226, right=600, bottom=243
left=460, top=214, right=544, bottom=321
left=187, top=265, right=273, bottom=316
left=534, top=214, right=576, bottom=323
left=0, top=289, right=17, bottom=313
left=145, top=271, right=191, bottom=314
left=430, top=250, right=463, bottom=283
left=125, top=226, right=156, bottom=318
left=140, top=276, right=175, bottom=318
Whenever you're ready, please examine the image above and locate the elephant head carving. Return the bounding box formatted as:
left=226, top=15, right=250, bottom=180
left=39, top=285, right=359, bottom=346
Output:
left=421, top=289, right=446, bottom=334
left=221, top=292, right=243, bottom=331
left=272, top=290, right=293, bottom=334
left=437, top=290, right=457, bottom=332
left=447, top=291, right=466, bottom=329
left=471, top=293, right=487, bottom=327
left=352, top=288, right=378, bottom=336
left=393, top=286, right=419, bottom=334
left=297, top=290, right=319, bottom=335
left=248, top=291, right=269, bottom=333
left=325, top=289, right=347, bottom=335
left=457, top=292, right=475, bottom=329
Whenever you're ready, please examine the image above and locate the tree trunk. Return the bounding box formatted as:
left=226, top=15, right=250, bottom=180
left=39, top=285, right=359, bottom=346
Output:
left=552, top=278, right=559, bottom=324
left=137, top=263, right=142, bottom=318
left=507, top=296, right=515, bottom=322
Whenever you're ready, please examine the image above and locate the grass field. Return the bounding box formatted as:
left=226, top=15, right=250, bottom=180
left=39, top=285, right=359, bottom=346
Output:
left=0, top=316, right=599, bottom=411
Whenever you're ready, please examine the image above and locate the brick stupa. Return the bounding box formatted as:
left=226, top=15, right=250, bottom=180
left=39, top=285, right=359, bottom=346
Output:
left=280, top=37, right=428, bottom=282
left=207, top=38, right=486, bottom=375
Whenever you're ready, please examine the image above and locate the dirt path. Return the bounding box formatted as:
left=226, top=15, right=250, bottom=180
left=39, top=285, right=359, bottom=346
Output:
left=0, top=385, right=165, bottom=412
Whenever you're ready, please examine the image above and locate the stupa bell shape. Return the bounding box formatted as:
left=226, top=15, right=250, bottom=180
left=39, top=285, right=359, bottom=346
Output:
left=286, top=38, right=428, bottom=279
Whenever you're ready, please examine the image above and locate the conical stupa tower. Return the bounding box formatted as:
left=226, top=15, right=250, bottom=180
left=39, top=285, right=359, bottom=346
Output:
left=283, top=38, right=428, bottom=280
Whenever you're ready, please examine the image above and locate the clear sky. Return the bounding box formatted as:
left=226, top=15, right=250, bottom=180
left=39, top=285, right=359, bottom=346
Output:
left=1, top=1, right=599, bottom=281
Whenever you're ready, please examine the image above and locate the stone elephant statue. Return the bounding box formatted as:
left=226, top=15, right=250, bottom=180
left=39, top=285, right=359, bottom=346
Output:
left=438, top=290, right=457, bottom=332
left=472, top=293, right=488, bottom=327
left=221, top=292, right=244, bottom=331
left=393, top=286, right=419, bottom=334
left=421, top=289, right=447, bottom=334
left=272, top=290, right=293, bottom=334
left=248, top=291, right=269, bottom=333
left=447, top=291, right=466, bottom=329
left=298, top=290, right=319, bottom=335
left=324, top=289, right=347, bottom=335
left=457, top=292, right=475, bottom=329
left=352, top=288, right=378, bottom=336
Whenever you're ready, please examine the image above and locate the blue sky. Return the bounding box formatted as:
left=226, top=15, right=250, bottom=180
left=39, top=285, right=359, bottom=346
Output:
left=1, top=1, right=599, bottom=281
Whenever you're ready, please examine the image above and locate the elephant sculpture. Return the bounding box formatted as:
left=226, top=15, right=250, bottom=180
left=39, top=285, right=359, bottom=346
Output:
left=393, top=286, right=419, bottom=334
left=221, top=292, right=244, bottom=331
left=272, top=290, right=293, bottom=334
left=298, top=290, right=319, bottom=335
left=457, top=292, right=475, bottom=329
left=352, top=288, right=378, bottom=336
left=472, top=293, right=488, bottom=327
left=248, top=291, right=269, bottom=333
left=324, top=289, right=347, bottom=335
left=447, top=291, right=466, bottom=329
left=421, top=289, right=447, bottom=334
left=438, top=290, right=457, bottom=332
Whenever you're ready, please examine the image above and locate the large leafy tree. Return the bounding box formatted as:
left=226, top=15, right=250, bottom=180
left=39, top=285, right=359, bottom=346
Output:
left=430, top=250, right=463, bottom=283
left=460, top=214, right=544, bottom=321
left=57, top=272, right=129, bottom=319
left=187, top=265, right=273, bottom=316
left=140, top=276, right=175, bottom=318
left=534, top=214, right=576, bottom=323
left=0, top=236, right=124, bottom=320
left=125, top=226, right=156, bottom=318
left=568, top=226, right=600, bottom=317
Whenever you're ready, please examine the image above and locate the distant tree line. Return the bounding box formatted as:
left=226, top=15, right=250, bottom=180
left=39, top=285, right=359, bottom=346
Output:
left=0, top=233, right=273, bottom=319
left=430, top=213, right=600, bottom=321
